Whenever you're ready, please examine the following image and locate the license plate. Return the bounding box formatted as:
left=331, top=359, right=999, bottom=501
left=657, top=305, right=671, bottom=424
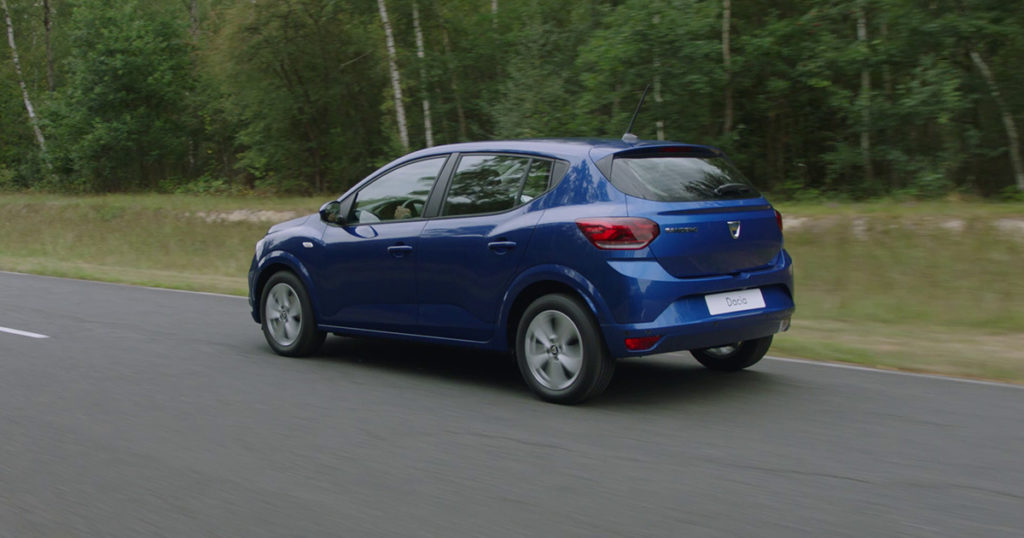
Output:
left=704, top=288, right=766, bottom=316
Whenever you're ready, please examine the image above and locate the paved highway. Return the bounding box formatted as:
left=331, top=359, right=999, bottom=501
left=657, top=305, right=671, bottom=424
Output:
left=1, top=272, right=1022, bottom=537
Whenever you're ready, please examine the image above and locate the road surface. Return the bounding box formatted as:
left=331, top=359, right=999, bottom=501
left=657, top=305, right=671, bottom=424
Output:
left=1, top=272, right=1022, bottom=537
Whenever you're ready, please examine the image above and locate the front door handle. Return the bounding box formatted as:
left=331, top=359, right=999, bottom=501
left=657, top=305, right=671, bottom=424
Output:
left=387, top=244, right=414, bottom=258
left=487, top=240, right=517, bottom=253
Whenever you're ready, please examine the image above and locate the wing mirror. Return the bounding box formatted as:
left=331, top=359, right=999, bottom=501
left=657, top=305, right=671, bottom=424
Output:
left=319, top=198, right=352, bottom=225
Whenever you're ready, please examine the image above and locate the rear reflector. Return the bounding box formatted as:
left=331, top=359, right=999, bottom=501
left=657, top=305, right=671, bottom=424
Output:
left=625, top=335, right=661, bottom=351
left=576, top=218, right=659, bottom=250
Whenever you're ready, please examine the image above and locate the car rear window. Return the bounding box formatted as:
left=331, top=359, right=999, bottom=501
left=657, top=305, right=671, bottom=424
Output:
left=609, top=155, right=760, bottom=202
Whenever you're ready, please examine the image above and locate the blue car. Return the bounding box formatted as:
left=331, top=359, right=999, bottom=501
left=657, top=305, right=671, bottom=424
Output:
left=249, top=139, right=794, bottom=403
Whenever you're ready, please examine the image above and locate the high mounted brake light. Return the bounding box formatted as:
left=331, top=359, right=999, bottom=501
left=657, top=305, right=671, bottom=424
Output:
left=576, top=218, right=659, bottom=250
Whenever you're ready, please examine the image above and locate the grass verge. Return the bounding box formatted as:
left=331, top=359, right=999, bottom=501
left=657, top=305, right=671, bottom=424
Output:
left=1, top=194, right=1022, bottom=383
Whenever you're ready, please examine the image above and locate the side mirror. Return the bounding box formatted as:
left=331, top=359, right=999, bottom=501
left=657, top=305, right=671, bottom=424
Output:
left=319, top=197, right=355, bottom=225
left=319, top=200, right=344, bottom=225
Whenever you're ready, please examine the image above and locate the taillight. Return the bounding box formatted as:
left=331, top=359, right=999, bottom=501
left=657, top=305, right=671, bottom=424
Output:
left=625, top=335, right=662, bottom=351
left=775, top=209, right=783, bottom=232
left=576, top=218, right=660, bottom=250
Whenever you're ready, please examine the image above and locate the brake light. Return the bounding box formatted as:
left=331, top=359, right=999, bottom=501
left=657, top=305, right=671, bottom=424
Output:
left=576, top=218, right=659, bottom=250
left=625, top=335, right=662, bottom=351
left=775, top=209, right=783, bottom=232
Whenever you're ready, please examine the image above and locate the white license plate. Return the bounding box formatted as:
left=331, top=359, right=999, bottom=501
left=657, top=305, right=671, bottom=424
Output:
left=704, top=288, right=766, bottom=316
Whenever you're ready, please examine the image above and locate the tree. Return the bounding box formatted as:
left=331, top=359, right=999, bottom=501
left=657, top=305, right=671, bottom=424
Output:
left=2, top=0, right=45, bottom=152
left=378, top=0, right=409, bottom=151
left=206, top=0, right=386, bottom=192
left=412, top=0, right=434, bottom=147
left=47, top=0, right=191, bottom=190
left=721, top=0, right=733, bottom=135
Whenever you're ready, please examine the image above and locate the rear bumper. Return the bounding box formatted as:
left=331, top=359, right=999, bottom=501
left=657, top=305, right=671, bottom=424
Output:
left=597, top=251, right=795, bottom=358
left=602, top=292, right=793, bottom=357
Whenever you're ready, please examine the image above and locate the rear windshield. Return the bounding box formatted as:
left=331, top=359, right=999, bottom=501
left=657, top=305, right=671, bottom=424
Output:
left=609, top=156, right=760, bottom=202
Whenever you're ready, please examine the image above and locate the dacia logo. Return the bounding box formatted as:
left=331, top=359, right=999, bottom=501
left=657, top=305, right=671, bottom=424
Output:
left=728, top=221, right=741, bottom=239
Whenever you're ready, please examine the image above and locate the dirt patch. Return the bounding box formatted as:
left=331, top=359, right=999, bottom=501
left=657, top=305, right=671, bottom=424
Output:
left=785, top=214, right=1024, bottom=240
left=192, top=210, right=302, bottom=223
left=995, top=218, right=1024, bottom=238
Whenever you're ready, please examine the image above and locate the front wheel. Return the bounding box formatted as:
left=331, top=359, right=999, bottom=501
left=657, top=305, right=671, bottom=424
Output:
left=260, top=271, right=326, bottom=357
left=690, top=336, right=773, bottom=372
left=515, top=294, right=615, bottom=404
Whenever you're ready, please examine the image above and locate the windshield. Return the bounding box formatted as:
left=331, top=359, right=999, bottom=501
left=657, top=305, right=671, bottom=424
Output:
left=609, top=156, right=760, bottom=202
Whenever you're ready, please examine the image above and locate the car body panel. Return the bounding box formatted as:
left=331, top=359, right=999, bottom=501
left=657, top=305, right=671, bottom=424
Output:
left=316, top=219, right=428, bottom=331
left=249, top=138, right=795, bottom=360
left=626, top=196, right=783, bottom=278
left=417, top=207, right=542, bottom=341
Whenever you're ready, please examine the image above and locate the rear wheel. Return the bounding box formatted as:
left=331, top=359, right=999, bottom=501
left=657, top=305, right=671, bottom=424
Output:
left=515, top=294, right=614, bottom=404
left=260, top=271, right=326, bottom=357
left=690, top=336, right=772, bottom=372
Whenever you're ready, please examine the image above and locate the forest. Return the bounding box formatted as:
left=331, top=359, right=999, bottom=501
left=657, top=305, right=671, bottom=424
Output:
left=1, top=0, right=1022, bottom=198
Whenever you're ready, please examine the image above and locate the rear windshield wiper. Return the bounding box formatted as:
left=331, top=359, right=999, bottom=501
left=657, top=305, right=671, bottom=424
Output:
left=714, top=183, right=755, bottom=197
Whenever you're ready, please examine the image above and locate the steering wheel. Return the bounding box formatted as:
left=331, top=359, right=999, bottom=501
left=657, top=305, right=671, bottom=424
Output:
left=400, top=199, right=423, bottom=218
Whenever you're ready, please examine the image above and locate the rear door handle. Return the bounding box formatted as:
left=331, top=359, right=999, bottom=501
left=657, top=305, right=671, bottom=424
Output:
left=387, top=244, right=414, bottom=258
left=487, top=240, right=517, bottom=253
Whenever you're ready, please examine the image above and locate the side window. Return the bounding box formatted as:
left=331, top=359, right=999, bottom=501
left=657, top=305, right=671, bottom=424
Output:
left=352, top=157, right=446, bottom=224
left=519, top=159, right=552, bottom=203
left=442, top=155, right=531, bottom=217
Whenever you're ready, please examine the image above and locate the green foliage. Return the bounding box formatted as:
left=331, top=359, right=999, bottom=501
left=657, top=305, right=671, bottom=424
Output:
left=0, top=165, right=16, bottom=191
left=205, top=0, right=387, bottom=193
left=0, top=0, right=1022, bottom=196
left=42, top=0, right=192, bottom=191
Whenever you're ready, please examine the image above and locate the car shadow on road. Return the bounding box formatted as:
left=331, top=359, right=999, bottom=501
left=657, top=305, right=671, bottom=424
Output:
left=595, top=354, right=785, bottom=408
left=302, top=336, right=787, bottom=407
left=312, top=335, right=525, bottom=395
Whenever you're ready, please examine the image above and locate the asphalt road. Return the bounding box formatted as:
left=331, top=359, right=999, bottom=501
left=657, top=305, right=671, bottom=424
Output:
left=1, top=271, right=1022, bottom=537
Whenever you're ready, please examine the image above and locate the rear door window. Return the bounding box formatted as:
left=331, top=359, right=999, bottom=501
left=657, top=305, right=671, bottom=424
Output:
left=441, top=154, right=554, bottom=217
left=610, top=156, right=760, bottom=202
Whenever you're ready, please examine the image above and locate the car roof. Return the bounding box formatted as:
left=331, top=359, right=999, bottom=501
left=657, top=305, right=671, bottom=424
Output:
left=395, top=138, right=721, bottom=164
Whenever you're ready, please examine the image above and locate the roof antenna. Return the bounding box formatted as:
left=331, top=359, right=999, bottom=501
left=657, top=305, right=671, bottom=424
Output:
left=621, top=84, right=650, bottom=144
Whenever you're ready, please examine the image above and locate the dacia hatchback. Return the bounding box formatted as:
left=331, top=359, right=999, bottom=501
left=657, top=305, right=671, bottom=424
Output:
left=249, top=139, right=794, bottom=403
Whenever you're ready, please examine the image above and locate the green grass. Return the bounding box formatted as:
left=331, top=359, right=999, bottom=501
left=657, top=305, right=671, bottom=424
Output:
left=2, top=194, right=1022, bottom=382
left=0, top=194, right=323, bottom=294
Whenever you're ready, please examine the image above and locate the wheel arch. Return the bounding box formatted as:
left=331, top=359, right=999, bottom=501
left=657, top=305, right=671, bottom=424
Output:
left=252, top=251, right=319, bottom=324
left=498, top=266, right=613, bottom=353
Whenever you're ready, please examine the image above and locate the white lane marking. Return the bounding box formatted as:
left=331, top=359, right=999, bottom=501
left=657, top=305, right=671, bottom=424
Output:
left=140, top=286, right=246, bottom=300
left=0, top=326, right=50, bottom=339
left=765, top=355, right=1024, bottom=390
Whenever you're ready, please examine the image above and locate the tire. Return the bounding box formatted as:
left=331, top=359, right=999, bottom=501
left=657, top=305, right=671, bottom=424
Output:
left=690, top=336, right=772, bottom=372
left=515, top=294, right=615, bottom=404
left=260, top=271, right=326, bottom=357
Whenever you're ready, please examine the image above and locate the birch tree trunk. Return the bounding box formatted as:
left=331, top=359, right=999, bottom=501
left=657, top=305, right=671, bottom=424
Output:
left=856, top=2, right=874, bottom=188
left=439, top=20, right=467, bottom=140
left=969, top=49, right=1024, bottom=191
left=377, top=0, right=409, bottom=151
left=189, top=0, right=199, bottom=40
left=2, top=0, right=46, bottom=152
left=653, top=14, right=663, bottom=140
left=722, top=0, right=733, bottom=134
left=412, top=1, right=434, bottom=147
left=43, top=0, right=53, bottom=92
left=653, top=61, right=664, bottom=140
